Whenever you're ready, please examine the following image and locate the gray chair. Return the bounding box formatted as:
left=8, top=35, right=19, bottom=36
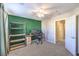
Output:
left=31, top=30, right=43, bottom=44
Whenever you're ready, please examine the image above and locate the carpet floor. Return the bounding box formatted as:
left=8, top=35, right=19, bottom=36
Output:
left=8, top=41, right=72, bottom=56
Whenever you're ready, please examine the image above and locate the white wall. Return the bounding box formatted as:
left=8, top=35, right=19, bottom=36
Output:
left=42, top=19, right=56, bottom=43
left=42, top=19, right=49, bottom=41
left=41, top=7, right=79, bottom=44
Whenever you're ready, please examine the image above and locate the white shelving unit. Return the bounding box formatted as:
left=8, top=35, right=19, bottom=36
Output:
left=9, top=22, right=26, bottom=51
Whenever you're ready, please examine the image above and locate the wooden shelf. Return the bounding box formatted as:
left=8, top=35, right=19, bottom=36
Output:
left=10, top=22, right=24, bottom=24
left=10, top=44, right=25, bottom=51
left=10, top=38, right=25, bottom=43
left=9, top=34, right=25, bottom=37
left=11, top=28, right=23, bottom=29
left=10, top=42, right=25, bottom=47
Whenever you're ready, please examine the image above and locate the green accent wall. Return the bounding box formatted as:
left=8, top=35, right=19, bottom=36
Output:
left=8, top=15, right=41, bottom=34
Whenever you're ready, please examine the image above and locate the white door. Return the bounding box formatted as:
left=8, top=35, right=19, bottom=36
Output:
left=65, top=15, right=76, bottom=56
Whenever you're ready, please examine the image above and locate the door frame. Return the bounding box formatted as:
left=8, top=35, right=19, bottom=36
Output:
left=55, top=19, right=65, bottom=44
left=76, top=15, right=78, bottom=55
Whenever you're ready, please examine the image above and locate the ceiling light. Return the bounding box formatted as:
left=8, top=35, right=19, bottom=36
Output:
left=32, top=9, right=49, bottom=18
left=36, top=13, right=44, bottom=17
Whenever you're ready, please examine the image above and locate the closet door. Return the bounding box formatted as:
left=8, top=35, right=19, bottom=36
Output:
left=65, top=15, right=76, bottom=56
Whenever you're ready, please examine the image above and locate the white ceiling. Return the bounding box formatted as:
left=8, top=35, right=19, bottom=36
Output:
left=4, top=3, right=79, bottom=20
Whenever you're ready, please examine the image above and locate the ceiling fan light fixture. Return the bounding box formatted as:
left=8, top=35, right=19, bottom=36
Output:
left=32, top=5, right=50, bottom=18
left=36, top=13, right=44, bottom=18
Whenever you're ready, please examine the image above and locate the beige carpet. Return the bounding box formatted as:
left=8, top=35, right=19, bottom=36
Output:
left=8, top=41, right=72, bottom=56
